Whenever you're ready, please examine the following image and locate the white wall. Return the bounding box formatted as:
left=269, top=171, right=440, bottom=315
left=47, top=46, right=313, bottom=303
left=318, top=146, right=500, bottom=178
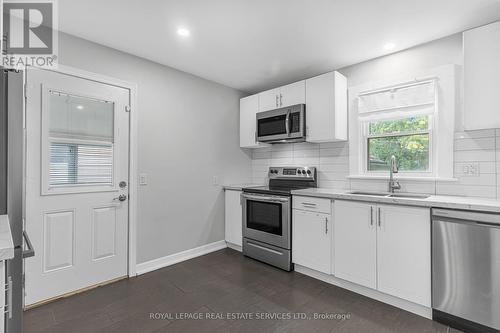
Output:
left=57, top=32, right=252, bottom=264
left=251, top=33, right=500, bottom=199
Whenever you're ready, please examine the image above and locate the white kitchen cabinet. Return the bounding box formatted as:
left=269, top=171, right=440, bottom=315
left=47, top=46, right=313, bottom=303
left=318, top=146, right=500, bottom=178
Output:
left=258, top=81, right=305, bottom=112
left=279, top=81, right=306, bottom=108
left=240, top=94, right=269, bottom=148
left=305, top=71, right=347, bottom=142
left=376, top=205, right=431, bottom=307
left=334, top=200, right=377, bottom=289
left=292, top=209, right=332, bottom=274
left=334, top=200, right=431, bottom=306
left=258, top=88, right=281, bottom=112
left=225, top=189, right=243, bottom=247
left=464, top=21, right=500, bottom=130
left=0, top=261, right=4, bottom=333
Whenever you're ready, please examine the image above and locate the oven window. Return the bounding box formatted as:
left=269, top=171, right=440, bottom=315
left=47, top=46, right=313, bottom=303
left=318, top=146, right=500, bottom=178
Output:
left=258, top=115, right=287, bottom=137
left=246, top=200, right=283, bottom=236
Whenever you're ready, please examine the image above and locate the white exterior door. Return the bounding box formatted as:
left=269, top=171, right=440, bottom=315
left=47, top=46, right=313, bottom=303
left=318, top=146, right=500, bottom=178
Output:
left=334, top=200, right=377, bottom=289
left=25, top=68, right=130, bottom=306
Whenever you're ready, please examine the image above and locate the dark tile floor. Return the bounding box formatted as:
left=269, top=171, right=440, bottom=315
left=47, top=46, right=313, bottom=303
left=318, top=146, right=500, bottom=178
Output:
left=24, top=248, right=462, bottom=333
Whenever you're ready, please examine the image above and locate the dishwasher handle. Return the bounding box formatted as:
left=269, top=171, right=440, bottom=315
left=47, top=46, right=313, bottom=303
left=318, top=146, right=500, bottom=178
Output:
left=432, top=208, right=500, bottom=226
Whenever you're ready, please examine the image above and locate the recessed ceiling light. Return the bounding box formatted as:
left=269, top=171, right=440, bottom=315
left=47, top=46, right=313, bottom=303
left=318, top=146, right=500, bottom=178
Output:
left=384, top=42, right=396, bottom=51
left=177, top=27, right=190, bottom=37
left=76, top=105, right=84, bottom=110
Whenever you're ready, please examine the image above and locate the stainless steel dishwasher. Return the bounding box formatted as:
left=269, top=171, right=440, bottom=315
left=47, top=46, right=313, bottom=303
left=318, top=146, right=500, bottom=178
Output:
left=432, top=208, right=500, bottom=333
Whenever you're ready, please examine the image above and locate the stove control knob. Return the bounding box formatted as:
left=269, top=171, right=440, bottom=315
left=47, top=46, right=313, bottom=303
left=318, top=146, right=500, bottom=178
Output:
left=307, top=170, right=311, bottom=175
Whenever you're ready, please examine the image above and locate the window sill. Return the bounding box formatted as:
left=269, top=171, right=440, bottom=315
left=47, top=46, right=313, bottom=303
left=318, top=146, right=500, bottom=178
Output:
left=347, top=175, right=457, bottom=182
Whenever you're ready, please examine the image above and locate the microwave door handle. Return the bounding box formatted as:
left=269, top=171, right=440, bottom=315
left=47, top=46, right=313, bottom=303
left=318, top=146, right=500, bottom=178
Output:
left=285, top=110, right=290, bottom=136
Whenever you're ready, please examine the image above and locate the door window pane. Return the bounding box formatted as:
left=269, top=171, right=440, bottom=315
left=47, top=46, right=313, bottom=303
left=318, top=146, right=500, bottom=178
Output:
left=47, top=91, right=115, bottom=187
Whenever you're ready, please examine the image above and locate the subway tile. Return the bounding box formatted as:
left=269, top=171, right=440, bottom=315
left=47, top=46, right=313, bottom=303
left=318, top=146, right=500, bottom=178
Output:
left=318, top=163, right=350, bottom=173
left=454, top=150, right=495, bottom=162
left=319, top=141, right=349, bottom=149
left=435, top=183, right=497, bottom=198
left=318, top=180, right=350, bottom=190
left=454, top=137, right=495, bottom=151
left=454, top=173, right=496, bottom=186
left=320, top=147, right=349, bottom=157
left=454, top=129, right=495, bottom=139
left=319, top=156, right=349, bottom=165
left=293, top=157, right=320, bottom=166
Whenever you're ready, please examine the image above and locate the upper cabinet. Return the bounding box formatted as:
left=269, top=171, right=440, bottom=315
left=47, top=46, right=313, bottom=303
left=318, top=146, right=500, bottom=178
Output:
left=464, top=21, right=500, bottom=130
left=240, top=71, right=347, bottom=148
left=258, top=81, right=306, bottom=112
left=305, top=72, right=347, bottom=142
left=240, top=95, right=269, bottom=148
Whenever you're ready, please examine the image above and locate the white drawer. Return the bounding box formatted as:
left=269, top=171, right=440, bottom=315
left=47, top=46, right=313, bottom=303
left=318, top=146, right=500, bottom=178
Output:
left=293, top=196, right=331, bottom=213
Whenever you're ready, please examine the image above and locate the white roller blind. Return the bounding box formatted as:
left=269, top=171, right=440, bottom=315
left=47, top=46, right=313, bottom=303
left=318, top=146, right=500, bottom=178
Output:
left=358, top=80, right=436, bottom=115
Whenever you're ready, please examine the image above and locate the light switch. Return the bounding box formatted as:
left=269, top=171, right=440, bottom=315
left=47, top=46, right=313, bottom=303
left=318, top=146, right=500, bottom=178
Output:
left=139, top=173, right=148, bottom=185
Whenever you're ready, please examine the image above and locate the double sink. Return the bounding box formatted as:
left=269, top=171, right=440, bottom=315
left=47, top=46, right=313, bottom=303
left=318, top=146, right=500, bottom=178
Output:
left=349, top=191, right=430, bottom=199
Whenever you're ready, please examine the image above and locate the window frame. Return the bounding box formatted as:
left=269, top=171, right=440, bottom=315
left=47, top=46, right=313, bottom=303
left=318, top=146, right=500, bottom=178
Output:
left=361, top=115, right=434, bottom=176
left=40, top=85, right=119, bottom=195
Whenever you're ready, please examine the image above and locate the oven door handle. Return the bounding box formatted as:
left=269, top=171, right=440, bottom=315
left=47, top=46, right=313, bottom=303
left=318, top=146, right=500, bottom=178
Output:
left=241, top=193, right=289, bottom=203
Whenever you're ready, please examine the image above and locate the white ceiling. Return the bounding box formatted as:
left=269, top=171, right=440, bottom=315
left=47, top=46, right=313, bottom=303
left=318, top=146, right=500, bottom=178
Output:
left=58, top=0, right=500, bottom=93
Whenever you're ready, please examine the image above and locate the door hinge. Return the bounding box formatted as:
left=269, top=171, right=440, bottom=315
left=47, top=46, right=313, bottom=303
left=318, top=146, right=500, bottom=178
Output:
left=125, top=105, right=131, bottom=112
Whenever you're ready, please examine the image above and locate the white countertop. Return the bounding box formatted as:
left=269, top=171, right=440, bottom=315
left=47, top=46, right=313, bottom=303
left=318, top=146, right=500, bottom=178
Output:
left=0, top=215, right=14, bottom=261
left=223, top=184, right=264, bottom=191
left=292, top=188, right=500, bottom=213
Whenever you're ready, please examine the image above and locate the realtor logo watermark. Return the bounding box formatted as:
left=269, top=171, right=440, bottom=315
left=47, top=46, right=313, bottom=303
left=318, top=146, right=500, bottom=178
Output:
left=2, top=0, right=58, bottom=69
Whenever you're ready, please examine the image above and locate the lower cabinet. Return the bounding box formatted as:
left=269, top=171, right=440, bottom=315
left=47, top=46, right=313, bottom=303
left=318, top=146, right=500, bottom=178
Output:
left=292, top=209, right=332, bottom=274
left=333, top=200, right=377, bottom=289
left=334, top=200, right=431, bottom=307
left=224, top=189, right=243, bottom=247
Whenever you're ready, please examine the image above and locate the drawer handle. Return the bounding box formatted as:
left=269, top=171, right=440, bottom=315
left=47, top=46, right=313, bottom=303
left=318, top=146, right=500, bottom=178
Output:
left=301, top=202, right=317, bottom=207
left=247, top=242, right=283, bottom=256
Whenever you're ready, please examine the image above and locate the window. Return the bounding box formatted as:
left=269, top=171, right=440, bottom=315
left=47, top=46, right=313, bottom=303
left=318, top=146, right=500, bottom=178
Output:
left=44, top=90, right=116, bottom=191
left=358, top=79, right=436, bottom=175
left=349, top=65, right=457, bottom=180
left=367, top=116, right=430, bottom=172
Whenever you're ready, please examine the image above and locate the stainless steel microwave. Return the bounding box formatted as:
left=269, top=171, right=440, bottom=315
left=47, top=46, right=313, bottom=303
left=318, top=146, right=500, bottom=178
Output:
left=256, top=104, right=305, bottom=143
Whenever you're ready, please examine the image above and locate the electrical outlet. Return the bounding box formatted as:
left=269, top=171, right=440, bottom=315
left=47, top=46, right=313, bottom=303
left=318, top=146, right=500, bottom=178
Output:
left=213, top=176, right=219, bottom=186
left=461, top=163, right=480, bottom=176
left=139, top=173, right=148, bottom=185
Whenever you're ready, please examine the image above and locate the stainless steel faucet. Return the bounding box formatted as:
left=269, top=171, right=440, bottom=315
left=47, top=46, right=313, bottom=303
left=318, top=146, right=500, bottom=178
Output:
left=388, top=155, right=401, bottom=193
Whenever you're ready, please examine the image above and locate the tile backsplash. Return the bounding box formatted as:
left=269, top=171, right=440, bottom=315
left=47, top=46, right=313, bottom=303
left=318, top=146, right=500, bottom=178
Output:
left=251, top=129, right=500, bottom=199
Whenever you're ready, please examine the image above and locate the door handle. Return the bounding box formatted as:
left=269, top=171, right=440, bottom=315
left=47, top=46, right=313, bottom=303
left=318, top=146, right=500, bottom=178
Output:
left=280, top=93, right=283, bottom=107
left=113, top=194, right=127, bottom=202
left=22, top=231, right=35, bottom=258
left=378, top=207, right=381, bottom=227
left=325, top=217, right=328, bottom=234
left=370, top=206, right=374, bottom=226
left=275, top=95, right=279, bottom=107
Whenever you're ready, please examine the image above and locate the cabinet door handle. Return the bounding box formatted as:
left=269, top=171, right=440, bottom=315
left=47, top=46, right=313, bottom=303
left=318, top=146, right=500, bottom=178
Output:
left=370, top=206, right=374, bottom=226
left=325, top=217, right=328, bottom=234
left=378, top=207, right=382, bottom=227
left=276, top=95, right=279, bottom=107
left=280, top=93, right=283, bottom=106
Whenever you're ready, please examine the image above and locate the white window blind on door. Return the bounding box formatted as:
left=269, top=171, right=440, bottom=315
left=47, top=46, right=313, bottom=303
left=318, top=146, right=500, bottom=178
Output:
left=47, top=91, right=115, bottom=187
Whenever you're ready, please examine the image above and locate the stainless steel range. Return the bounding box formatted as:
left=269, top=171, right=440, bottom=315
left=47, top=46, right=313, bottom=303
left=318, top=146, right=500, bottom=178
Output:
left=241, top=166, right=317, bottom=271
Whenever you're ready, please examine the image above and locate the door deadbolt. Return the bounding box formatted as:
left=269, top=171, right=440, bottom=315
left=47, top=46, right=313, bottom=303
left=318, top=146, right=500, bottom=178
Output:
left=119, top=181, right=127, bottom=188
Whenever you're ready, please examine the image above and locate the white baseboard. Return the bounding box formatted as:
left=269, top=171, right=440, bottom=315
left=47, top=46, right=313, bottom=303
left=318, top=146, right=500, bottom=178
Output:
left=226, top=242, right=242, bottom=252
left=136, top=240, right=227, bottom=275
left=295, top=265, right=432, bottom=319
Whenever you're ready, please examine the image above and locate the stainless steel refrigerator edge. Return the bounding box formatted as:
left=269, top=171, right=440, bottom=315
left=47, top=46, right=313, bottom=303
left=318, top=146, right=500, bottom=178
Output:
left=2, top=69, right=28, bottom=333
